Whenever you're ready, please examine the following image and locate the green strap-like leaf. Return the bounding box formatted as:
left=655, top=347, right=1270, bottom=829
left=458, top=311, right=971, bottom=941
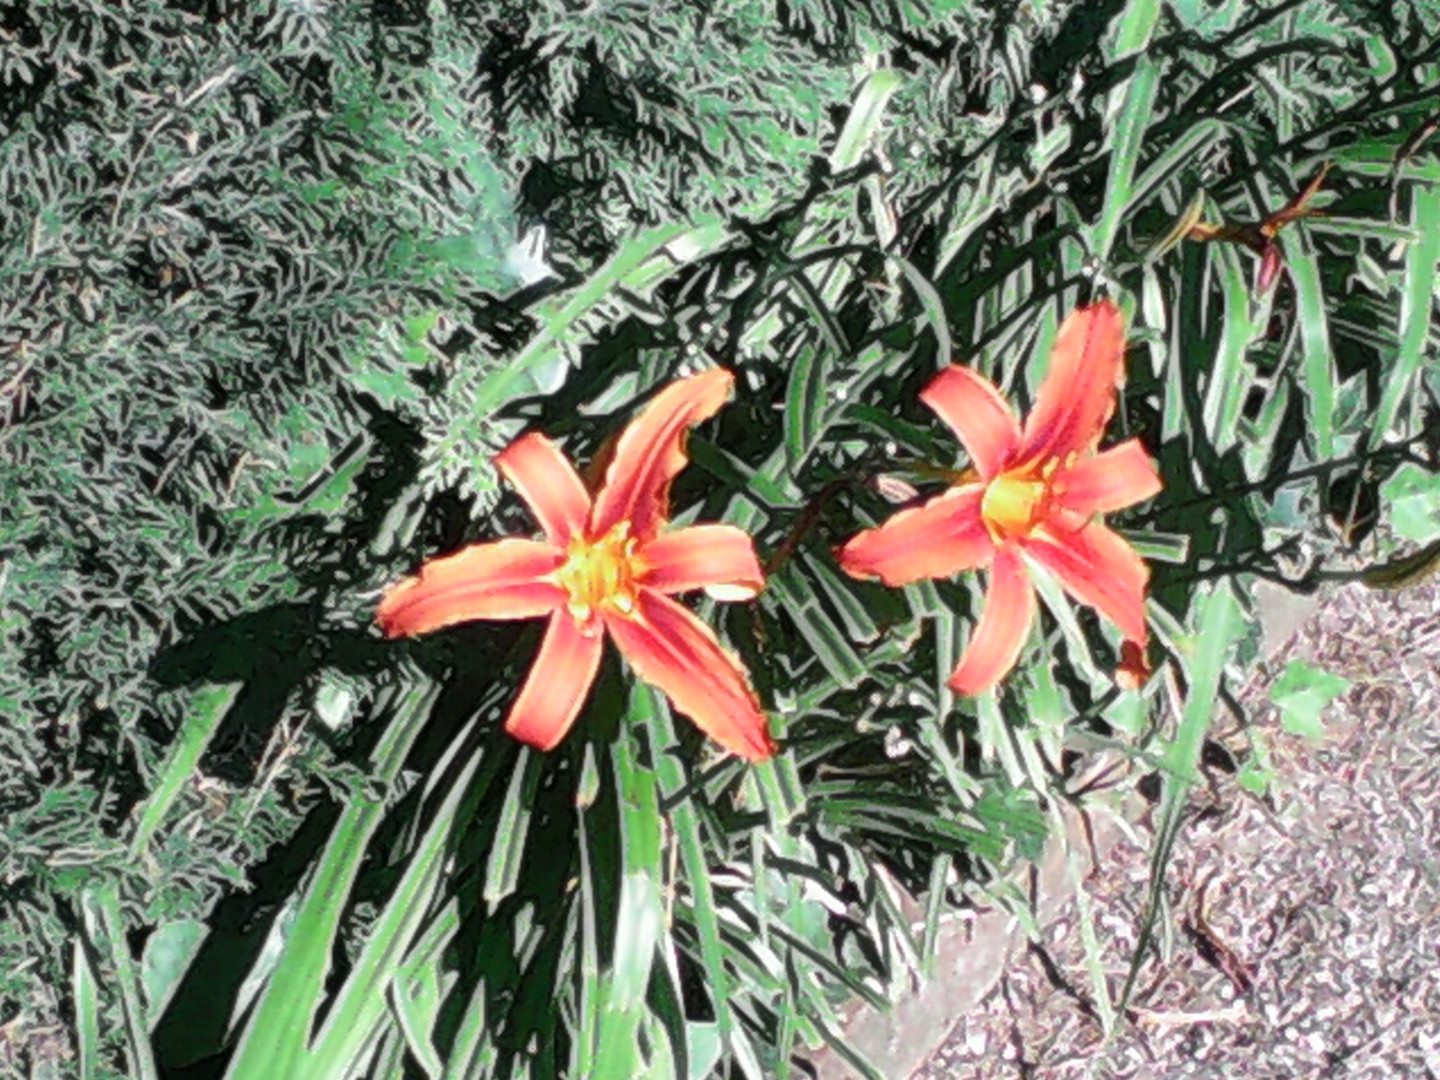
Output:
left=223, top=680, right=437, bottom=1080
left=1371, top=183, right=1440, bottom=448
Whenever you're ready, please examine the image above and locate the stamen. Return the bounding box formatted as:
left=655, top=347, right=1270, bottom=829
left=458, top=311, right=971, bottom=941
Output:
left=981, top=471, right=1049, bottom=539
left=556, top=522, right=641, bottom=623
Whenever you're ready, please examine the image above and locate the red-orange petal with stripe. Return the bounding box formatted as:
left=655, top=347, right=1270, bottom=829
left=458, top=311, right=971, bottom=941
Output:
left=503, top=611, right=606, bottom=751
left=1019, top=301, right=1126, bottom=464
left=494, top=433, right=593, bottom=547
left=376, top=539, right=565, bottom=638
left=605, top=590, right=774, bottom=761
left=919, top=365, right=1022, bottom=480
left=589, top=369, right=734, bottom=540
left=1022, top=513, right=1149, bottom=644
left=947, top=545, right=1036, bottom=695
left=837, top=484, right=994, bottom=588
left=1054, top=439, right=1162, bottom=518
left=638, top=525, right=763, bottom=598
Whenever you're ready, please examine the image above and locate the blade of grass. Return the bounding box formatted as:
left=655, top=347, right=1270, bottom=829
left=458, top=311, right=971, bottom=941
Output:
left=774, top=973, right=798, bottom=1080
left=430, top=218, right=731, bottom=467
left=828, top=70, right=900, bottom=173
left=1370, top=183, right=1440, bottom=448
left=919, top=854, right=951, bottom=979
left=801, top=990, right=885, bottom=1080
left=483, top=747, right=542, bottom=906
left=440, top=986, right=496, bottom=1080
left=571, top=750, right=602, bottom=1079
left=1119, top=583, right=1245, bottom=1010
left=1127, top=531, right=1191, bottom=564
left=129, top=683, right=241, bottom=859
left=767, top=566, right=868, bottom=688
left=890, top=254, right=953, bottom=368
left=224, top=680, right=438, bottom=1080
left=921, top=593, right=982, bottom=804
left=1069, top=838, right=1118, bottom=1034
left=140, top=919, right=207, bottom=1031
left=73, top=937, right=99, bottom=1080
left=1043, top=798, right=1118, bottom=1036
left=390, top=927, right=456, bottom=1080
left=1108, top=0, right=1161, bottom=60
left=82, top=882, right=160, bottom=1080
left=783, top=343, right=827, bottom=474
left=1201, top=242, right=1261, bottom=451
left=1286, top=245, right=1336, bottom=459
left=1126, top=127, right=1217, bottom=236
left=1090, top=57, right=1160, bottom=262
left=305, top=729, right=498, bottom=1075
left=684, top=1023, right=723, bottom=1080
left=641, top=1014, right=681, bottom=1080
left=591, top=687, right=666, bottom=1078
left=643, top=703, right=764, bottom=1079
left=801, top=552, right=880, bottom=643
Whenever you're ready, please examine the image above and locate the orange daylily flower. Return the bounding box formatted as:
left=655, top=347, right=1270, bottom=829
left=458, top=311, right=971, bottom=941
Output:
left=837, top=301, right=1163, bottom=695
left=377, top=369, right=775, bottom=761
left=1187, top=162, right=1330, bottom=293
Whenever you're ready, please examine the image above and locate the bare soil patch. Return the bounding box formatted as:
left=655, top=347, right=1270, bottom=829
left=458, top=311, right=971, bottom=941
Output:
left=913, top=580, right=1440, bottom=1080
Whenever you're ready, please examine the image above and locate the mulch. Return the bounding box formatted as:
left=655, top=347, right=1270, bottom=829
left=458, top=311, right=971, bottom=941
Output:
left=912, top=579, right=1440, bottom=1080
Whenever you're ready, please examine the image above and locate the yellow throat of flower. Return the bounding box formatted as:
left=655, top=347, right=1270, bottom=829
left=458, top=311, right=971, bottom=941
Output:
left=981, top=471, right=1048, bottom=540
left=557, top=522, right=641, bottom=624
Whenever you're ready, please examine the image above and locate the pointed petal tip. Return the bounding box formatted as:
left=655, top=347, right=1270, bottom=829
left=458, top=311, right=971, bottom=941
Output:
left=836, top=485, right=994, bottom=587
left=920, top=365, right=1022, bottom=479
left=739, top=725, right=778, bottom=763
left=590, top=368, right=737, bottom=539
left=1020, top=300, right=1128, bottom=463
left=945, top=546, right=1035, bottom=696
left=605, top=591, right=772, bottom=762
left=715, top=710, right=778, bottom=763
left=373, top=539, right=566, bottom=638
left=503, top=613, right=605, bottom=752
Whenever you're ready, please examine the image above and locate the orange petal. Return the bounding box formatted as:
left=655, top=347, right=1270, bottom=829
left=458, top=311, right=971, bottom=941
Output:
left=1021, top=511, right=1149, bottom=643
left=1054, top=440, right=1162, bottom=517
left=948, top=545, right=1035, bottom=695
left=605, top=591, right=774, bottom=761
left=920, top=365, right=1022, bottom=479
left=837, top=484, right=994, bottom=587
left=1019, top=301, right=1126, bottom=464
left=494, top=433, right=592, bottom=547
left=504, top=611, right=605, bottom=751
left=590, top=369, right=734, bottom=540
left=637, top=525, right=763, bottom=598
left=376, top=539, right=565, bottom=637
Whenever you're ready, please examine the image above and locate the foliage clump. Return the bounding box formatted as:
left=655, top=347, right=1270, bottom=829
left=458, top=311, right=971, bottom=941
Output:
left=1, top=0, right=1438, bottom=1077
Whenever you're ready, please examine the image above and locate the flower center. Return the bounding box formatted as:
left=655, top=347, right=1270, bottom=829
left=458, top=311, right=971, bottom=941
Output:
left=980, top=472, right=1049, bottom=539
left=556, top=522, right=641, bottom=624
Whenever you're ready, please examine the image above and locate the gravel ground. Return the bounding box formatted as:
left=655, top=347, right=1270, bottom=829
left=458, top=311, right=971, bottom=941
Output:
left=912, top=579, right=1440, bottom=1080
